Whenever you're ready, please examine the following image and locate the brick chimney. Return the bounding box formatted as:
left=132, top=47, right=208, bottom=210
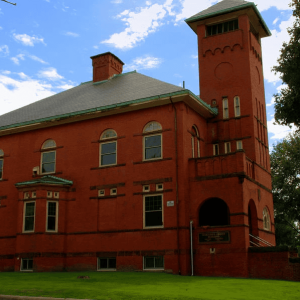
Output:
left=90, top=52, right=124, bottom=82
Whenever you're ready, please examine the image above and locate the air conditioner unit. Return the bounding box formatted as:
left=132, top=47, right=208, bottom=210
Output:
left=24, top=192, right=29, bottom=199
left=33, top=166, right=39, bottom=176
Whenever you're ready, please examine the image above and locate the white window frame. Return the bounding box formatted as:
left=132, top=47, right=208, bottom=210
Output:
left=46, top=201, right=59, bottom=232
left=224, top=142, right=231, bottom=154
left=40, top=140, right=56, bottom=175
left=98, top=189, right=105, bottom=197
left=263, top=207, right=271, bottom=231
left=54, top=192, right=59, bottom=199
left=213, top=144, right=219, bottom=156
left=223, top=98, right=229, bottom=119
left=156, top=183, right=163, bottom=191
left=110, top=188, right=117, bottom=196
left=143, top=194, right=164, bottom=229
left=100, top=141, right=117, bottom=167
left=47, top=191, right=53, bottom=198
left=97, top=257, right=116, bottom=271
left=20, top=258, right=33, bottom=272
left=99, top=129, right=118, bottom=167
left=32, top=191, right=36, bottom=199
left=143, top=185, right=150, bottom=192
left=143, top=133, right=162, bottom=161
left=236, top=140, right=243, bottom=150
left=234, top=96, right=241, bottom=117
left=23, top=201, right=36, bottom=233
left=143, top=256, right=164, bottom=270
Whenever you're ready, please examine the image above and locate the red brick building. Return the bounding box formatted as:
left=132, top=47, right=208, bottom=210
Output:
left=0, top=0, right=299, bottom=280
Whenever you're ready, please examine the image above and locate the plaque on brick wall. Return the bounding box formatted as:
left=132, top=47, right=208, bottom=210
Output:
left=199, top=231, right=230, bottom=244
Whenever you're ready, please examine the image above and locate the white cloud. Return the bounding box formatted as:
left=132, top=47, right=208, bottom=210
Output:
left=268, top=118, right=296, bottom=140
left=38, top=68, right=64, bottom=81
left=273, top=17, right=279, bottom=25
left=0, top=45, right=9, bottom=57
left=64, top=31, right=79, bottom=37
left=28, top=54, right=47, bottom=64
left=102, top=2, right=169, bottom=49
left=111, top=0, right=122, bottom=3
left=191, top=54, right=198, bottom=59
left=0, top=73, right=56, bottom=116
left=255, top=0, right=291, bottom=12
left=0, top=26, right=3, bottom=30
left=13, top=33, right=46, bottom=46
left=262, top=15, right=294, bottom=83
left=57, top=84, right=74, bottom=90
left=124, top=56, right=163, bottom=71
left=11, top=54, right=25, bottom=65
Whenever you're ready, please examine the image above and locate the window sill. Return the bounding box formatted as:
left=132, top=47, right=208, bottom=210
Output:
left=97, top=269, right=116, bottom=272
left=143, top=269, right=164, bottom=272
left=143, top=226, right=164, bottom=230
left=20, top=269, right=33, bottom=272
left=91, top=163, right=126, bottom=170
left=134, top=158, right=172, bottom=165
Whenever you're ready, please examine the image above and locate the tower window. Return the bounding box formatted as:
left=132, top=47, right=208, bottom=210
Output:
left=225, top=142, right=231, bottom=154
left=223, top=98, right=229, bottom=119
left=234, top=96, right=241, bottom=117
left=237, top=140, right=243, bottom=150
left=213, top=144, right=219, bottom=156
left=207, top=19, right=238, bottom=36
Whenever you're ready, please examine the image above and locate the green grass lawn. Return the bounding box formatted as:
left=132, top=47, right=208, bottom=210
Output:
left=0, top=272, right=299, bottom=300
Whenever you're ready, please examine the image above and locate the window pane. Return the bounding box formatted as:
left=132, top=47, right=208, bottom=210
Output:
left=146, top=211, right=163, bottom=227
left=0, top=149, right=4, bottom=156
left=144, top=122, right=162, bottom=133
left=145, top=135, right=161, bottom=147
left=217, top=24, right=223, bottom=34
left=0, top=160, right=3, bottom=169
left=22, top=259, right=28, bottom=270
left=145, top=147, right=161, bottom=160
left=224, top=22, right=228, bottom=32
left=207, top=26, right=212, bottom=36
left=42, top=140, right=56, bottom=149
left=229, top=20, right=234, bottom=31
left=145, top=257, right=155, bottom=268
left=101, top=130, right=117, bottom=139
left=233, top=19, right=239, bottom=30
left=25, top=203, right=35, bottom=216
left=25, top=217, right=34, bottom=231
left=42, top=152, right=55, bottom=163
left=48, top=202, right=56, bottom=216
left=28, top=259, right=33, bottom=270
left=235, top=107, right=241, bottom=116
left=42, top=162, right=55, bottom=173
left=100, top=258, right=108, bottom=269
left=108, top=258, right=116, bottom=269
left=212, top=25, right=217, bottom=35
left=155, top=256, right=164, bottom=268
left=47, top=216, right=56, bottom=231
left=101, top=153, right=116, bottom=165
left=145, top=196, right=162, bottom=211
left=102, top=142, right=116, bottom=154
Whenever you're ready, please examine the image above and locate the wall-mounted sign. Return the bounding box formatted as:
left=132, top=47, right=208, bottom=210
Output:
left=199, top=231, right=230, bottom=244
left=167, top=201, right=174, bottom=207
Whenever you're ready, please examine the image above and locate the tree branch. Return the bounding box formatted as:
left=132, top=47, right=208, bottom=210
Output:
left=1, top=0, right=16, bottom=5
left=283, top=219, right=300, bottom=234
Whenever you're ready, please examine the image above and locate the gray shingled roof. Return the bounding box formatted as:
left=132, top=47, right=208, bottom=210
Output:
left=186, top=0, right=250, bottom=22
left=0, top=71, right=184, bottom=129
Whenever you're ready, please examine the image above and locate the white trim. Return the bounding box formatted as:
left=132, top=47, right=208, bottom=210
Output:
left=143, top=194, right=164, bottom=229
left=98, top=189, right=105, bottom=197
left=224, top=142, right=231, bottom=154
left=23, top=201, right=36, bottom=233
left=46, top=201, right=58, bottom=232
left=143, top=185, right=150, bottom=192
left=110, top=188, right=117, bottom=196
left=213, top=144, right=219, bottom=156
left=234, top=96, right=241, bottom=117
left=236, top=140, right=243, bottom=150
left=156, top=183, right=163, bottom=191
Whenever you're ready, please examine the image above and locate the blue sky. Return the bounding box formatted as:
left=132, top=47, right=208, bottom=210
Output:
left=0, top=0, right=294, bottom=148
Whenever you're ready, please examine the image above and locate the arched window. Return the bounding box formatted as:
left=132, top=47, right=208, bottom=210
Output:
left=0, top=149, right=4, bottom=180
left=143, top=121, right=162, bottom=161
left=191, top=126, right=200, bottom=158
left=263, top=207, right=271, bottom=231
left=199, top=198, right=230, bottom=226
left=41, top=140, right=56, bottom=174
left=100, top=129, right=117, bottom=166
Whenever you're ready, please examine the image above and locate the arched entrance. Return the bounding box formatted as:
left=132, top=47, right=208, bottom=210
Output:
left=248, top=199, right=258, bottom=245
left=199, top=198, right=230, bottom=226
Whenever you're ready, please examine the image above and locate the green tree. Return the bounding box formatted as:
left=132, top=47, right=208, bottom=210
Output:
left=270, top=131, right=300, bottom=249
left=273, top=0, right=300, bottom=127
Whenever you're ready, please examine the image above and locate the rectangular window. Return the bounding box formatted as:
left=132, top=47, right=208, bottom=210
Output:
left=207, top=19, right=238, bottom=36
left=46, top=201, right=58, bottom=232
left=225, top=142, right=231, bottom=154
left=0, top=159, right=3, bottom=180
left=144, top=195, right=163, bottom=228
left=21, top=258, right=33, bottom=271
left=213, top=144, right=219, bottom=156
left=144, top=256, right=164, bottom=270
left=234, top=96, right=241, bottom=117
left=237, top=140, right=243, bottom=150
left=41, top=151, right=56, bottom=174
left=110, top=188, right=117, bottom=195
left=97, top=258, right=116, bottom=271
left=144, top=135, right=162, bottom=160
left=98, top=189, right=105, bottom=197
left=156, top=183, right=163, bottom=191
left=143, top=185, right=150, bottom=192
left=101, top=142, right=117, bottom=166
left=223, top=98, right=229, bottom=119
left=23, top=202, right=35, bottom=232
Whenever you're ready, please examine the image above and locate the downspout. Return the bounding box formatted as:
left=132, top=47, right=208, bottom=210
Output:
left=190, top=220, right=194, bottom=276
left=170, top=97, right=181, bottom=275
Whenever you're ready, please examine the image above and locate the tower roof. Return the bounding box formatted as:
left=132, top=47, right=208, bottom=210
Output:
left=185, top=0, right=271, bottom=37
